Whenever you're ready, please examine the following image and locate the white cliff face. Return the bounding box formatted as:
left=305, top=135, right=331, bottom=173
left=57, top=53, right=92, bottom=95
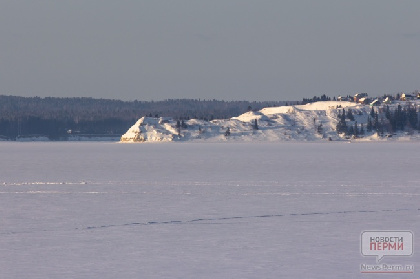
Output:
left=120, top=101, right=420, bottom=143
left=120, top=117, right=176, bottom=142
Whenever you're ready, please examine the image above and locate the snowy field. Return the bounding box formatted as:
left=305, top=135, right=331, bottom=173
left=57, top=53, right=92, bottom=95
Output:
left=0, top=142, right=419, bottom=278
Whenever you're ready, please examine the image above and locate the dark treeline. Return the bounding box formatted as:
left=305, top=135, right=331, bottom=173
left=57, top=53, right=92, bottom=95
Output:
left=336, top=104, right=419, bottom=137
left=0, top=95, right=287, bottom=139
left=301, top=94, right=332, bottom=104
left=381, top=104, right=419, bottom=133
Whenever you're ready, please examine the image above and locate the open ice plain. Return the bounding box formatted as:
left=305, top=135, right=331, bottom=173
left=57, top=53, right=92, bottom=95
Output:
left=0, top=142, right=419, bottom=278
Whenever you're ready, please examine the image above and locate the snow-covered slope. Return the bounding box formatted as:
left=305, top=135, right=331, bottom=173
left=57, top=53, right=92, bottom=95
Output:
left=120, top=101, right=420, bottom=142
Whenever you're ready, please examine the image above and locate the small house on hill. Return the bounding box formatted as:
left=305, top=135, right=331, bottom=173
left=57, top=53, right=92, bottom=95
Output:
left=383, top=97, right=392, bottom=104
left=370, top=99, right=380, bottom=107
left=400, top=93, right=414, bottom=101
left=354, top=93, right=368, bottom=102
left=358, top=97, right=369, bottom=105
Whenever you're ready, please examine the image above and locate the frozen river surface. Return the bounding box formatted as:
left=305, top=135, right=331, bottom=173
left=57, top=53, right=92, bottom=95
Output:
left=0, top=142, right=419, bottom=278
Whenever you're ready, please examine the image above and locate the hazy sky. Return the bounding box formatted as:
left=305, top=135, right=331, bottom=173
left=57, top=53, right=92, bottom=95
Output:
left=1, top=1, right=419, bottom=101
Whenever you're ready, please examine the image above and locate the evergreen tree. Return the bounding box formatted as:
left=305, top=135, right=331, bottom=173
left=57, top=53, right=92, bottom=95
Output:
left=176, top=120, right=181, bottom=135
left=396, top=105, right=404, bottom=131
left=379, top=118, right=385, bottom=136
left=347, top=109, right=355, bottom=121
left=253, top=119, right=259, bottom=130
left=317, top=123, right=323, bottom=135
left=418, top=110, right=420, bottom=131
left=225, top=127, right=231, bottom=137
left=370, top=107, right=375, bottom=118
left=336, top=113, right=347, bottom=134
left=407, top=106, right=418, bottom=129
left=385, top=105, right=391, bottom=120
left=354, top=121, right=358, bottom=137
left=360, top=123, right=365, bottom=135
left=374, top=112, right=379, bottom=131
left=391, top=111, right=397, bottom=132
left=367, top=117, right=373, bottom=132
left=181, top=120, right=187, bottom=129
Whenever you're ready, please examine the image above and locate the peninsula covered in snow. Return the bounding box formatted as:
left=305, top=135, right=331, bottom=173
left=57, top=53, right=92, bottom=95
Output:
left=120, top=100, right=420, bottom=143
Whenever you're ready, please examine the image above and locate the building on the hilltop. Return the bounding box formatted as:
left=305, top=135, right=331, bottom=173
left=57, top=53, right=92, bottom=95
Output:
left=400, top=93, right=415, bottom=101
left=358, top=97, right=369, bottom=105
left=354, top=93, right=368, bottom=103
left=370, top=99, right=380, bottom=107
left=337, top=96, right=348, bottom=101
left=383, top=97, right=392, bottom=104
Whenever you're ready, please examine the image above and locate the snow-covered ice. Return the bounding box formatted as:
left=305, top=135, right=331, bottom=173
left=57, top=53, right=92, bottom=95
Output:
left=0, top=142, right=419, bottom=278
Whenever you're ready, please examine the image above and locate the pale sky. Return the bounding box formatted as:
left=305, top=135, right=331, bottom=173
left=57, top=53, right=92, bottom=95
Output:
left=1, top=1, right=419, bottom=101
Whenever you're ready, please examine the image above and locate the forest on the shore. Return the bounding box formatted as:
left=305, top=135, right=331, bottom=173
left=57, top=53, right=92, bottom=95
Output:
left=0, top=95, right=287, bottom=140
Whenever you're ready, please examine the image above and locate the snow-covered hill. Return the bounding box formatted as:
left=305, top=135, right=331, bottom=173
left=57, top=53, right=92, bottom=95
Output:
left=120, top=101, right=420, bottom=142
